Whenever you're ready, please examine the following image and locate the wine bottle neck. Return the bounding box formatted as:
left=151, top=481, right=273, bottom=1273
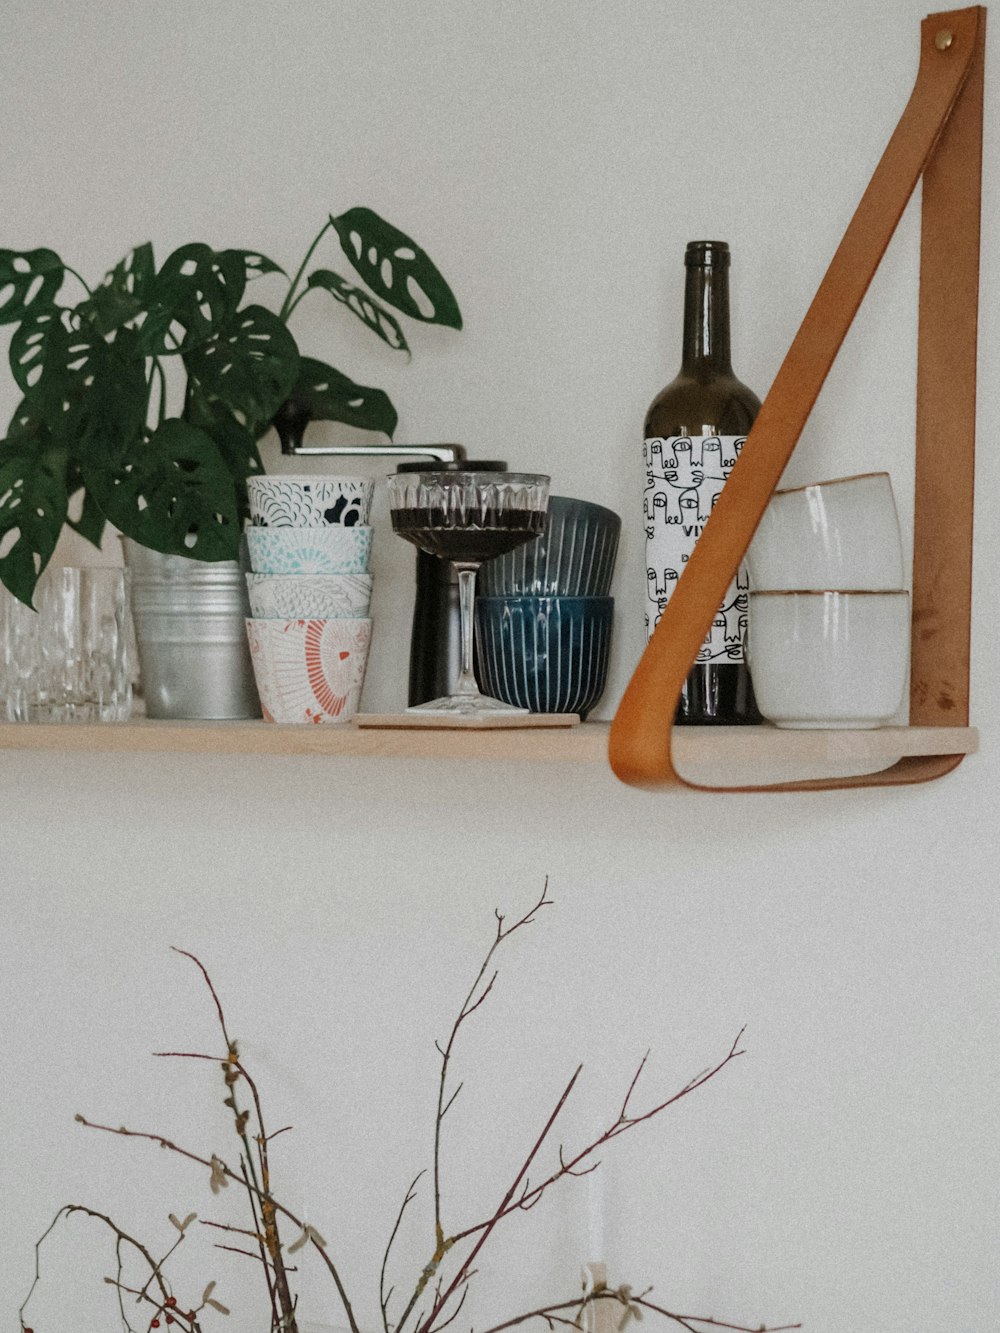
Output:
left=680, top=247, right=733, bottom=375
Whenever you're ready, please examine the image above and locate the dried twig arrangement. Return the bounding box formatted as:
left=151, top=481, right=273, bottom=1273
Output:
left=19, top=884, right=799, bottom=1333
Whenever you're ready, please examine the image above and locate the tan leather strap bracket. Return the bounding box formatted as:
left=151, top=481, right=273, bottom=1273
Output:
left=609, top=6, right=985, bottom=793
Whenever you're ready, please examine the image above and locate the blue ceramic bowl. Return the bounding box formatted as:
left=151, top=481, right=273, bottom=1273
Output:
left=474, top=595, right=614, bottom=719
left=479, top=496, right=621, bottom=597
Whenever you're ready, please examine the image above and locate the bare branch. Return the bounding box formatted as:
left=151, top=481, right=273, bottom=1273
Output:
left=74, top=1113, right=359, bottom=1333
left=557, top=1145, right=600, bottom=1179
left=19, top=1204, right=174, bottom=1330
left=635, top=1293, right=801, bottom=1333
left=449, top=1031, right=745, bottom=1244
left=619, top=1051, right=650, bottom=1122
left=381, top=1171, right=426, bottom=1333
left=241, top=1156, right=278, bottom=1328
left=427, top=1279, right=470, bottom=1333
left=460, top=971, right=498, bottom=1023
left=417, top=1064, right=582, bottom=1333
left=170, top=947, right=232, bottom=1047
left=475, top=1289, right=801, bottom=1333
left=441, top=1082, right=463, bottom=1119
left=212, top=1242, right=272, bottom=1265
left=168, top=948, right=305, bottom=1333
left=25, top=912, right=785, bottom=1333
left=404, top=882, right=554, bottom=1333
left=199, top=1218, right=265, bottom=1241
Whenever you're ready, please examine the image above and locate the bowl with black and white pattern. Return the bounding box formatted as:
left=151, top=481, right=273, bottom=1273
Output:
left=247, top=475, right=374, bottom=528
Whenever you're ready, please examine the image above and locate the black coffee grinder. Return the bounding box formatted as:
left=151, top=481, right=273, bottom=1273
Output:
left=274, top=400, right=503, bottom=707
left=395, top=458, right=509, bottom=705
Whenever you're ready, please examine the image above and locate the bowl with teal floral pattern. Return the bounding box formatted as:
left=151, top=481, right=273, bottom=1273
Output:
left=246, top=525, right=372, bottom=575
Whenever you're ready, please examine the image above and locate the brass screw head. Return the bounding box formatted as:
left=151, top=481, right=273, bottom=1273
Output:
left=935, top=28, right=954, bottom=51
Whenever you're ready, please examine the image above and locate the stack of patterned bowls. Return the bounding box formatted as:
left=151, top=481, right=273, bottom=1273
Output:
left=244, top=476, right=375, bottom=724
left=475, top=495, right=621, bottom=719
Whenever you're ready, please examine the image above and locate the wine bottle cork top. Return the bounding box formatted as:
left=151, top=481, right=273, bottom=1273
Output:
left=685, top=240, right=730, bottom=267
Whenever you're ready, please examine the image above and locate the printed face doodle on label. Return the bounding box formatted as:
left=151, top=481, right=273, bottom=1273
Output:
left=642, top=435, right=750, bottom=660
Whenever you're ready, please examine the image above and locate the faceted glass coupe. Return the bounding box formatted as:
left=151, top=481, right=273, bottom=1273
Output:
left=387, top=471, right=550, bottom=715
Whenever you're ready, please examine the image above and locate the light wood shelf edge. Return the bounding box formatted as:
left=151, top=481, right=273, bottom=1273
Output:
left=0, top=717, right=979, bottom=770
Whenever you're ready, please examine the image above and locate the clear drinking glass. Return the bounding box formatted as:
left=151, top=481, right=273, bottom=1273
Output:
left=0, top=566, right=133, bottom=722
left=387, top=471, right=550, bottom=714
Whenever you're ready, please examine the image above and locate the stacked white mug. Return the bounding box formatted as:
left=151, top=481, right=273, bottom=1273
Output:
left=243, top=475, right=375, bottom=724
left=745, top=472, right=910, bottom=729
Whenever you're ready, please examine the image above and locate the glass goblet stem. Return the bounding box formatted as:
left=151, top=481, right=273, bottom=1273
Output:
left=454, top=563, right=482, bottom=699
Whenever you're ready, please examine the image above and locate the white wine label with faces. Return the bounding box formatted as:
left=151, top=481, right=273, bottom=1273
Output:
left=642, top=434, right=749, bottom=662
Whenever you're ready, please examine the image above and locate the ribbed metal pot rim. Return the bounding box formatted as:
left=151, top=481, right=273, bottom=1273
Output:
left=131, top=586, right=248, bottom=601
left=128, top=569, right=245, bottom=584
left=132, top=606, right=250, bottom=619
left=120, top=537, right=244, bottom=575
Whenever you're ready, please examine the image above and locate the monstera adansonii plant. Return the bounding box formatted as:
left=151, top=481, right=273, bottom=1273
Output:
left=0, top=208, right=462, bottom=605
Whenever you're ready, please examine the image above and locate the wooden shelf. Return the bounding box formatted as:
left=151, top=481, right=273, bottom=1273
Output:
left=0, top=716, right=977, bottom=783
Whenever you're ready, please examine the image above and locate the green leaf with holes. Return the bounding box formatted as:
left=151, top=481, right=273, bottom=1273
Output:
left=0, top=432, right=69, bottom=606
left=184, top=304, right=300, bottom=436
left=331, top=208, right=462, bottom=329
left=287, top=356, right=397, bottom=438
left=232, top=250, right=287, bottom=282
left=185, top=389, right=266, bottom=522
left=11, top=316, right=148, bottom=456
left=82, top=418, right=241, bottom=562
left=305, top=269, right=410, bottom=353
left=76, top=243, right=155, bottom=336
left=9, top=304, right=65, bottom=397
left=142, top=244, right=247, bottom=355
left=68, top=327, right=148, bottom=460
left=0, top=248, right=64, bottom=325
left=65, top=458, right=107, bottom=550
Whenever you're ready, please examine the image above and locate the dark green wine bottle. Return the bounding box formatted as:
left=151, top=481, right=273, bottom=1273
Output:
left=642, top=240, right=762, bottom=725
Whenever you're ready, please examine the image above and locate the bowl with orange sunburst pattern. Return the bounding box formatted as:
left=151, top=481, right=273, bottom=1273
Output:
left=245, top=617, right=372, bottom=724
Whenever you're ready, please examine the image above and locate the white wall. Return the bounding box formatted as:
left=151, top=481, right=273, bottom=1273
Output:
left=1, top=3, right=997, bottom=1331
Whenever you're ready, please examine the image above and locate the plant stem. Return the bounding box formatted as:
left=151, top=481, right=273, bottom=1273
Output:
left=418, top=1065, right=582, bottom=1333
left=76, top=1113, right=361, bottom=1333
left=433, top=885, right=551, bottom=1248
left=475, top=1290, right=802, bottom=1333
left=279, top=218, right=333, bottom=323
left=447, top=1030, right=746, bottom=1246
left=19, top=1204, right=180, bottom=1332
left=390, top=887, right=552, bottom=1333
left=152, top=357, right=167, bottom=426
left=64, top=265, right=93, bottom=297
left=381, top=1172, right=425, bottom=1333
left=167, top=949, right=302, bottom=1333
left=284, top=287, right=313, bottom=321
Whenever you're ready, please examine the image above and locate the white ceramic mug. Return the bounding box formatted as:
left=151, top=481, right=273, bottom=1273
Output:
left=747, top=472, right=904, bottom=591
left=747, top=589, right=910, bottom=728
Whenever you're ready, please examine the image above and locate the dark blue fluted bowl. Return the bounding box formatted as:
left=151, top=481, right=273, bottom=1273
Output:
left=474, top=596, right=613, bottom=720
left=479, top=496, right=621, bottom=597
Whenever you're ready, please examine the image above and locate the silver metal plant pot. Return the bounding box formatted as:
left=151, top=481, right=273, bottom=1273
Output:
left=120, top=538, right=261, bottom=720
